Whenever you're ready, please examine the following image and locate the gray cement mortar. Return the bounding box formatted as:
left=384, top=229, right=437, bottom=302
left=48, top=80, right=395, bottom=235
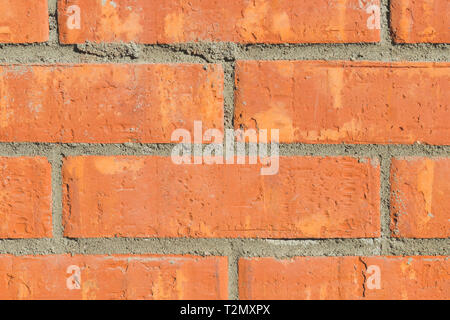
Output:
left=0, top=0, right=448, bottom=299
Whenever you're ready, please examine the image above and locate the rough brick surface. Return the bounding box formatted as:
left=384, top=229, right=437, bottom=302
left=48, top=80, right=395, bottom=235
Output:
left=391, top=158, right=450, bottom=238
left=0, top=64, right=223, bottom=143
left=62, top=156, right=380, bottom=238
left=0, top=157, right=52, bottom=239
left=234, top=60, right=450, bottom=145
left=239, top=256, right=450, bottom=300
left=0, top=0, right=448, bottom=302
left=0, top=255, right=228, bottom=300
left=0, top=0, right=48, bottom=43
left=58, top=0, right=380, bottom=44
left=391, top=0, right=450, bottom=43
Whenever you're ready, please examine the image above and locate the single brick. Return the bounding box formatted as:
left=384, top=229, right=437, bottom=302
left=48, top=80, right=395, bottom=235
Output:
left=234, top=60, right=450, bottom=145
left=58, top=0, right=380, bottom=44
left=391, top=0, right=450, bottom=43
left=62, top=156, right=380, bottom=238
left=0, top=0, right=48, bottom=43
left=0, top=157, right=52, bottom=239
left=239, top=257, right=363, bottom=300
left=0, top=64, right=223, bottom=143
left=390, top=158, right=450, bottom=238
left=0, top=255, right=228, bottom=300
left=239, top=256, right=450, bottom=300
left=361, top=256, right=450, bottom=299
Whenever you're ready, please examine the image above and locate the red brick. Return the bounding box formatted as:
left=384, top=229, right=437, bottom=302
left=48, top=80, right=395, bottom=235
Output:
left=239, top=256, right=450, bottom=300
left=0, top=64, right=223, bottom=143
left=234, top=60, right=450, bottom=145
left=58, top=0, right=380, bottom=44
left=0, top=255, right=228, bottom=300
left=391, top=0, right=450, bottom=43
left=0, top=157, right=52, bottom=239
left=391, top=158, right=450, bottom=238
left=62, top=156, right=380, bottom=238
left=0, top=0, right=48, bottom=43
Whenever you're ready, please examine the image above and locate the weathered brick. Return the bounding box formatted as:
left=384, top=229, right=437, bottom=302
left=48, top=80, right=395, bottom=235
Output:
left=234, top=60, right=450, bottom=145
left=0, top=64, right=223, bottom=143
left=391, top=158, right=450, bottom=238
left=62, top=156, right=380, bottom=238
left=0, top=157, right=52, bottom=239
left=239, top=256, right=450, bottom=300
left=0, top=255, right=228, bottom=300
left=0, top=0, right=48, bottom=43
left=58, top=0, right=380, bottom=44
left=391, top=0, right=450, bottom=43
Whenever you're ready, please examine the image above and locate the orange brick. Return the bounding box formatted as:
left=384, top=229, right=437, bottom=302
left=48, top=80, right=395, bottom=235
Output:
left=62, top=156, right=380, bottom=238
left=391, top=158, right=450, bottom=238
left=0, top=0, right=48, bottom=43
left=239, top=256, right=450, bottom=300
left=0, top=255, right=228, bottom=300
left=362, top=256, right=450, bottom=299
left=234, top=60, right=450, bottom=145
left=58, top=0, right=380, bottom=44
left=0, top=157, right=52, bottom=239
left=391, top=0, right=450, bottom=43
left=0, top=64, right=223, bottom=143
left=239, top=256, right=363, bottom=300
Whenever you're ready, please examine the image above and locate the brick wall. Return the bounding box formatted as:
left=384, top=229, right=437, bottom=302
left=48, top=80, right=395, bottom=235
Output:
left=0, top=0, right=448, bottom=300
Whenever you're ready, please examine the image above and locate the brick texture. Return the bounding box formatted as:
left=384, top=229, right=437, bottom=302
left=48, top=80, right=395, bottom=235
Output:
left=0, top=64, right=223, bottom=143
left=0, top=255, right=228, bottom=300
left=234, top=60, right=450, bottom=145
left=62, top=156, right=380, bottom=238
left=0, top=0, right=448, bottom=301
left=391, top=0, right=450, bottom=43
left=239, top=256, right=450, bottom=300
left=0, top=157, right=52, bottom=239
left=0, top=0, right=48, bottom=43
left=391, top=158, right=450, bottom=238
left=58, top=0, right=381, bottom=44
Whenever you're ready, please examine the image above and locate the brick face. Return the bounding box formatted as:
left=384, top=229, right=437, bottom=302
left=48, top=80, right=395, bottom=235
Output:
left=239, top=256, right=450, bottom=300
left=391, top=0, right=450, bottom=43
left=62, top=156, right=380, bottom=239
left=0, top=64, right=223, bottom=143
left=391, top=158, right=450, bottom=238
left=58, top=0, right=380, bottom=44
left=0, top=255, right=228, bottom=300
left=0, top=0, right=447, bottom=301
left=0, top=157, right=52, bottom=239
left=234, top=60, right=450, bottom=145
left=0, top=0, right=48, bottom=43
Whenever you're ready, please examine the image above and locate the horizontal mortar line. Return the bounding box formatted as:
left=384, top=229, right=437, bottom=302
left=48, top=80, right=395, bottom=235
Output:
left=237, top=44, right=450, bottom=51
left=0, top=142, right=448, bottom=148
left=0, top=59, right=448, bottom=65
left=0, top=46, right=449, bottom=63
left=233, top=56, right=450, bottom=62
left=0, top=55, right=448, bottom=64
left=0, top=238, right=447, bottom=256
left=1, top=42, right=449, bottom=50
left=0, top=153, right=448, bottom=158
left=0, top=144, right=448, bottom=156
